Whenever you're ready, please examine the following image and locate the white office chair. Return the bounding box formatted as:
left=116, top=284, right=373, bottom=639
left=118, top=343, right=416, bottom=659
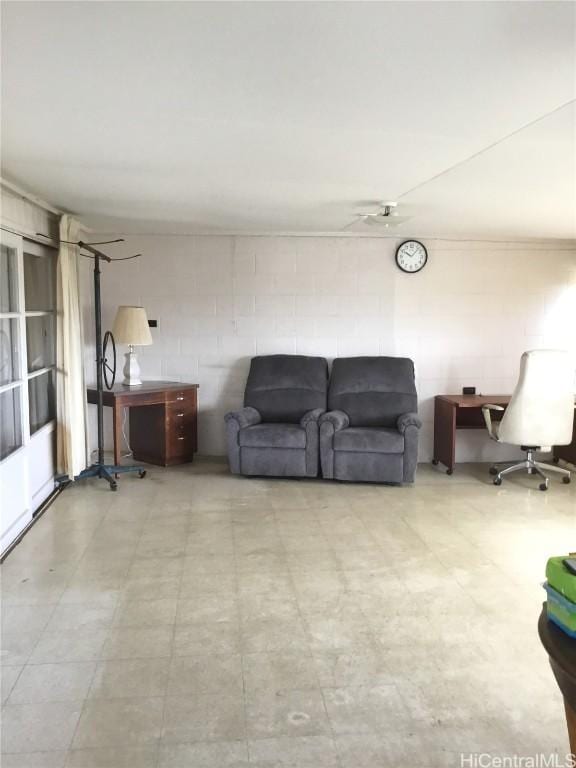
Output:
left=482, top=350, right=574, bottom=491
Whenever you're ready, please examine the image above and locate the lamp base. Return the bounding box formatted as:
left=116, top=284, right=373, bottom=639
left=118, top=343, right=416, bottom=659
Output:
left=122, top=349, right=142, bottom=386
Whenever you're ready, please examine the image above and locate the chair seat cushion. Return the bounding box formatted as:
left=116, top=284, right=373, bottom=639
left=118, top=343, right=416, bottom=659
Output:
left=239, top=423, right=306, bottom=449
left=334, top=427, right=404, bottom=454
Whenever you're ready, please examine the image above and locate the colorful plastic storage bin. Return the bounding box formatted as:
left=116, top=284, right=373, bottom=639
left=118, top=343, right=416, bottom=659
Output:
left=543, top=581, right=576, bottom=639
left=546, top=555, right=576, bottom=603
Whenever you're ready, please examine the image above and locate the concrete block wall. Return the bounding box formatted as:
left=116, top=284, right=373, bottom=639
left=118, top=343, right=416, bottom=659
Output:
left=82, top=235, right=576, bottom=462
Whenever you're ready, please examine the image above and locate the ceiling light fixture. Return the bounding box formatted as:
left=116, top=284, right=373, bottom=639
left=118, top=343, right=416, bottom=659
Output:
left=354, top=201, right=410, bottom=228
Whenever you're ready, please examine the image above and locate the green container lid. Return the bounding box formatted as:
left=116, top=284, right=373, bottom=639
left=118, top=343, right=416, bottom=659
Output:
left=546, top=555, right=576, bottom=604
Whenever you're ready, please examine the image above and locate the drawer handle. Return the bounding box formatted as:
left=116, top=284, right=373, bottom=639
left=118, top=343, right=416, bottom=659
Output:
left=176, top=412, right=184, bottom=417
left=176, top=396, right=184, bottom=401
left=177, top=436, right=185, bottom=441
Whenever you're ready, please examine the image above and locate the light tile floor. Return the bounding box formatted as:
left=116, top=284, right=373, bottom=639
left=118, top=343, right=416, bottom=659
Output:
left=1, top=459, right=574, bottom=767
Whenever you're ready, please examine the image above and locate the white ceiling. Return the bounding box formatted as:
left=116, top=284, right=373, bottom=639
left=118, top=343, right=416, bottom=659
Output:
left=2, top=1, right=575, bottom=239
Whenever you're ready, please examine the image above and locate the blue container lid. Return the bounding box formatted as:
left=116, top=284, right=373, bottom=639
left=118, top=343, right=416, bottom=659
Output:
left=543, top=581, right=576, bottom=614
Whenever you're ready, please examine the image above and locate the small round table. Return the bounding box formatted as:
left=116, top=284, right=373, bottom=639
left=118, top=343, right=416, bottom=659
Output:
left=538, top=604, right=576, bottom=756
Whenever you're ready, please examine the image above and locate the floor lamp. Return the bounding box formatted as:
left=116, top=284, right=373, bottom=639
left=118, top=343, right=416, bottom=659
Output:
left=73, top=240, right=147, bottom=491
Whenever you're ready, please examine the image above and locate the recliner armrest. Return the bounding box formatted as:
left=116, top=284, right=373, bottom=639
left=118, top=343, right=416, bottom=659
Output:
left=224, top=406, right=261, bottom=429
left=481, top=404, right=504, bottom=440
left=300, top=408, right=325, bottom=427
left=397, top=412, right=422, bottom=434
left=319, top=410, right=350, bottom=432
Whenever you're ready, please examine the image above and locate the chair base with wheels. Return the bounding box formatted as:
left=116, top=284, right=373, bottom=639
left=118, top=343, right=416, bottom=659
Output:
left=489, top=446, right=571, bottom=491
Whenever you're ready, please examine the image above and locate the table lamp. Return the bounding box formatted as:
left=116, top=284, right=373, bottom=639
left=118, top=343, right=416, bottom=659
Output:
left=112, top=305, right=153, bottom=386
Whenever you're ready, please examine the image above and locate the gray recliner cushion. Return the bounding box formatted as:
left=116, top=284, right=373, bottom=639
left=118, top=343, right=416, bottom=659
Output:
left=334, top=451, right=404, bottom=483
left=334, top=427, right=404, bottom=454
left=239, top=424, right=306, bottom=450
left=245, top=355, right=328, bottom=423
left=328, top=357, right=417, bottom=427
left=240, top=448, right=307, bottom=477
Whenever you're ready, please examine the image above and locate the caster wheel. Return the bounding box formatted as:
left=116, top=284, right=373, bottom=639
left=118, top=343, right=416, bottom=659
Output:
left=553, top=457, right=560, bottom=464
left=432, top=460, right=439, bottom=466
left=562, top=476, right=571, bottom=484
left=110, top=482, right=118, bottom=491
left=139, top=470, right=147, bottom=479
left=446, top=469, right=453, bottom=476
left=489, top=466, right=498, bottom=476
left=493, top=477, right=502, bottom=486
left=539, top=483, right=548, bottom=491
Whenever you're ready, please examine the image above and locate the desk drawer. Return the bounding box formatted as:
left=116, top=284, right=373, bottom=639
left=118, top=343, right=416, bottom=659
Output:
left=166, top=400, right=197, bottom=458
left=130, top=398, right=198, bottom=466
left=167, top=429, right=194, bottom=459
left=167, top=401, right=195, bottom=418
left=166, top=389, right=197, bottom=405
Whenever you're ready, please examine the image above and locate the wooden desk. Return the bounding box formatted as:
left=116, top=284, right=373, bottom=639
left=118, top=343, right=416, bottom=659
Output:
left=538, top=605, right=576, bottom=757
left=433, top=394, right=576, bottom=474
left=555, top=410, right=576, bottom=467
left=433, top=394, right=510, bottom=474
left=87, top=381, right=198, bottom=467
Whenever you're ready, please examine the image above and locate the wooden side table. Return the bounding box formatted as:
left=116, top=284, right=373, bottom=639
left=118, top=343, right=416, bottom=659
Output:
left=87, top=381, right=199, bottom=467
left=538, top=605, right=576, bottom=757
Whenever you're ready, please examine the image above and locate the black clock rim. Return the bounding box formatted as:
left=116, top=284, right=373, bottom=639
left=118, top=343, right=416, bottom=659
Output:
left=395, top=240, right=428, bottom=274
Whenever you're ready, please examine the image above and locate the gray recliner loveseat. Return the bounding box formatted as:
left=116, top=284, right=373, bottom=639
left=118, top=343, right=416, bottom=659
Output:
left=319, top=356, right=421, bottom=484
left=225, top=355, right=328, bottom=478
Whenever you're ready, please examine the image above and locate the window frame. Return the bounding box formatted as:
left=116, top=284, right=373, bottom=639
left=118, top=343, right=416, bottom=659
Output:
left=0, top=232, right=57, bottom=462
left=23, top=242, right=57, bottom=435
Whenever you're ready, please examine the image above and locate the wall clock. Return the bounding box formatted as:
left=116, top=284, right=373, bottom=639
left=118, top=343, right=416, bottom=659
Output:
left=395, top=240, right=428, bottom=273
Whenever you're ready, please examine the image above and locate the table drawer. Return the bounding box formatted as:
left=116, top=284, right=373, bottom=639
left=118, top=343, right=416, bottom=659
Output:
left=167, top=400, right=195, bottom=423
left=166, top=400, right=197, bottom=457
left=167, top=428, right=195, bottom=458
left=166, top=388, right=197, bottom=405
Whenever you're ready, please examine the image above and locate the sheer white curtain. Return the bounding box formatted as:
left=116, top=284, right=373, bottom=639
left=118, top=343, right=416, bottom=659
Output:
left=56, top=215, right=87, bottom=477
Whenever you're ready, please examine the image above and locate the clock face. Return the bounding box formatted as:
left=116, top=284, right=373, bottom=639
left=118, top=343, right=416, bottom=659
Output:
left=395, top=240, right=428, bottom=273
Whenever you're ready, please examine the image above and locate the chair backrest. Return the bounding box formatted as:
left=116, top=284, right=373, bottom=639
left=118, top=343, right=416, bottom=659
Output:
left=498, top=350, right=575, bottom=446
left=244, top=355, right=328, bottom=423
left=328, top=356, right=417, bottom=428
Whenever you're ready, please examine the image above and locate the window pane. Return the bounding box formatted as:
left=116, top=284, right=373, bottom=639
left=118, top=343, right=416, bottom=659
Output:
left=24, top=250, right=56, bottom=311
left=0, top=244, right=18, bottom=313
left=0, top=318, right=20, bottom=385
left=0, top=386, right=22, bottom=460
left=26, top=314, right=55, bottom=372
left=28, top=370, right=55, bottom=434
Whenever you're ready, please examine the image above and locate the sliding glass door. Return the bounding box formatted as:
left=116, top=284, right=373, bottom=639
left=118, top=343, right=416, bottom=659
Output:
left=0, top=231, right=57, bottom=553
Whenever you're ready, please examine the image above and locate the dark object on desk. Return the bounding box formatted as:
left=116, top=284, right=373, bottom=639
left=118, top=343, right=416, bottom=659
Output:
left=538, top=604, right=576, bottom=757
left=433, top=394, right=510, bottom=474
left=462, top=386, right=476, bottom=395
left=87, top=381, right=198, bottom=467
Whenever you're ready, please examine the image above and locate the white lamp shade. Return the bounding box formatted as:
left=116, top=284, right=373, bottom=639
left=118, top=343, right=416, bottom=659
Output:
left=112, top=306, right=153, bottom=346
